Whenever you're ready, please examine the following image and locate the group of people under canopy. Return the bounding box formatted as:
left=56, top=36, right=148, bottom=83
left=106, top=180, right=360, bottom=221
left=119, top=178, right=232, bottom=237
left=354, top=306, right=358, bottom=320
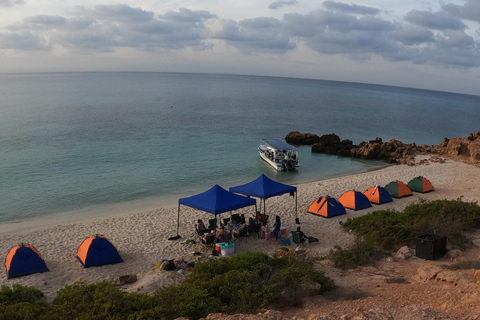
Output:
left=196, top=215, right=262, bottom=244
left=174, top=174, right=298, bottom=239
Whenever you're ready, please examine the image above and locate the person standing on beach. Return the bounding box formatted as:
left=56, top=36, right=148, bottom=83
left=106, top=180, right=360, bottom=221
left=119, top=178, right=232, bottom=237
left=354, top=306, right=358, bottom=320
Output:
left=274, top=215, right=281, bottom=241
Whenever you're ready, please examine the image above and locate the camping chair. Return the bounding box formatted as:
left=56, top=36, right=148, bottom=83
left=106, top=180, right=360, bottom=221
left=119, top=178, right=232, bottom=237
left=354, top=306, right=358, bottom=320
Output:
left=201, top=234, right=216, bottom=250
left=291, top=231, right=305, bottom=245
left=256, top=213, right=269, bottom=226
left=208, top=219, right=218, bottom=231
left=231, top=214, right=240, bottom=224
left=278, top=231, right=291, bottom=245
left=233, top=228, right=247, bottom=245
left=247, top=223, right=261, bottom=240
left=218, top=230, right=232, bottom=243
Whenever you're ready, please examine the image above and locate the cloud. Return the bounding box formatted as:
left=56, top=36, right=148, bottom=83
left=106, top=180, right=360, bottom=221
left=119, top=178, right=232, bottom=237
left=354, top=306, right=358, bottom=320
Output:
left=390, top=24, right=435, bottom=46
left=443, top=0, right=480, bottom=23
left=0, top=31, right=49, bottom=50
left=91, top=4, right=155, bottom=23
left=15, top=6, right=217, bottom=52
left=23, top=15, right=67, bottom=28
left=210, top=17, right=296, bottom=54
left=0, top=0, right=24, bottom=7
left=0, top=2, right=478, bottom=69
left=269, top=1, right=297, bottom=10
left=323, top=1, right=380, bottom=15
left=405, top=10, right=466, bottom=30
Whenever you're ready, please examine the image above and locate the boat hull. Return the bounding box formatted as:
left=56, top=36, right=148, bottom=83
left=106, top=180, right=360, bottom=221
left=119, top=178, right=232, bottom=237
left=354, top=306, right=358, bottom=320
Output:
left=259, top=150, right=284, bottom=171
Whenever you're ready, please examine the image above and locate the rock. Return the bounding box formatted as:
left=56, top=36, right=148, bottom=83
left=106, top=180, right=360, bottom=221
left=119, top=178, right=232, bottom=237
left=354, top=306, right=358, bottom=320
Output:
left=436, top=270, right=460, bottom=285
left=286, top=130, right=480, bottom=165
left=285, top=131, right=321, bottom=145
left=394, top=246, right=412, bottom=260
left=417, top=264, right=442, bottom=281
left=475, top=270, right=480, bottom=283
left=446, top=249, right=463, bottom=260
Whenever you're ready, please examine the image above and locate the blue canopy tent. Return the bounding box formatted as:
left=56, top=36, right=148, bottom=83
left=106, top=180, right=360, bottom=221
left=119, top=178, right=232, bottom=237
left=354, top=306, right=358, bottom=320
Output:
left=229, top=174, right=298, bottom=224
left=175, top=185, right=257, bottom=237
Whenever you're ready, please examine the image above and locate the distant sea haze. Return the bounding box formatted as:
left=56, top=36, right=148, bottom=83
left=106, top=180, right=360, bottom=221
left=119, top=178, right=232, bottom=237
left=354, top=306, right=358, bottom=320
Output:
left=0, top=72, right=479, bottom=224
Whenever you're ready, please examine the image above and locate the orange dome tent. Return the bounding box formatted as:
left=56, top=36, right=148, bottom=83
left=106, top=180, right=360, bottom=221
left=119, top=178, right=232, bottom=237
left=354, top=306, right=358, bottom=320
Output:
left=407, top=176, right=434, bottom=193
left=339, top=190, right=372, bottom=210
left=76, top=235, right=123, bottom=268
left=307, top=196, right=346, bottom=218
left=5, top=244, right=49, bottom=279
left=363, top=185, right=393, bottom=204
left=384, top=181, right=412, bottom=199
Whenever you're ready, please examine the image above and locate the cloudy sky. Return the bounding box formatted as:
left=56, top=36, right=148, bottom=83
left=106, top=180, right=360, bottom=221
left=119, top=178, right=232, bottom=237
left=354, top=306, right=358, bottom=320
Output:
left=1, top=0, right=479, bottom=95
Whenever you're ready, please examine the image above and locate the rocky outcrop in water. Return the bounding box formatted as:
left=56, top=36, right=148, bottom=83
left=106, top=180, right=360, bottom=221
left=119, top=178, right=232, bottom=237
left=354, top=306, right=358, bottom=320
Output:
left=285, top=130, right=480, bottom=165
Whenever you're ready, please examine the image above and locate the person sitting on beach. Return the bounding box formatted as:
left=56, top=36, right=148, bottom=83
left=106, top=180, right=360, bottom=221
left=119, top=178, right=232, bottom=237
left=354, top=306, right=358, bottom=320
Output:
left=247, top=217, right=256, bottom=232
left=202, top=230, right=216, bottom=244
left=216, top=225, right=226, bottom=242
left=197, top=219, right=208, bottom=235
left=239, top=214, right=246, bottom=224
left=295, top=226, right=309, bottom=243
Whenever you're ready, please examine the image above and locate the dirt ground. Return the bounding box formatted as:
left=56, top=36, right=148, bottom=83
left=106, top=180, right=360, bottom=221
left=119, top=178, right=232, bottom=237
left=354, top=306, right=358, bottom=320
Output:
left=202, top=232, right=480, bottom=320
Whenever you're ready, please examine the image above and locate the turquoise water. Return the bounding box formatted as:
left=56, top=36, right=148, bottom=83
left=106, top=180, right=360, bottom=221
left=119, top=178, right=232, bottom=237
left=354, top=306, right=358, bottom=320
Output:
left=1, top=72, right=479, bottom=224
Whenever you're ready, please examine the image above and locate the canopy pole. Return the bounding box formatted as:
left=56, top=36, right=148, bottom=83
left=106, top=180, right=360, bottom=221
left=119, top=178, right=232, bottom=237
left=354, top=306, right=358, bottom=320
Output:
left=177, top=203, right=181, bottom=236
left=295, top=191, right=299, bottom=224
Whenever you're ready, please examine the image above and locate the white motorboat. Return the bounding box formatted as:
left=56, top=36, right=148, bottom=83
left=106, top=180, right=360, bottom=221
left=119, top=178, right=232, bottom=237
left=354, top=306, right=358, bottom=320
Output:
left=258, top=139, right=299, bottom=171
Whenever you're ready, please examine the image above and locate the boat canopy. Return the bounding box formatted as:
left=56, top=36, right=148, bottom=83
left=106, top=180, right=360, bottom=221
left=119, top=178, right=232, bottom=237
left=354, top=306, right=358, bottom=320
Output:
left=261, top=139, right=297, bottom=151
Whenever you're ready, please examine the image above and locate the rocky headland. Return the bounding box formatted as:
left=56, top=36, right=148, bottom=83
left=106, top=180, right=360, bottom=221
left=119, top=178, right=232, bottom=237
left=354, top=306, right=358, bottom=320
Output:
left=285, top=131, right=480, bottom=166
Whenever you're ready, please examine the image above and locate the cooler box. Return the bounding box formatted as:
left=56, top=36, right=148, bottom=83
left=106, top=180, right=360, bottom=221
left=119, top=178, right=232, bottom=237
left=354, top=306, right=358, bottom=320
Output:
left=270, top=227, right=287, bottom=235
left=220, top=243, right=235, bottom=256
left=215, top=242, right=226, bottom=253
left=415, top=234, right=447, bottom=260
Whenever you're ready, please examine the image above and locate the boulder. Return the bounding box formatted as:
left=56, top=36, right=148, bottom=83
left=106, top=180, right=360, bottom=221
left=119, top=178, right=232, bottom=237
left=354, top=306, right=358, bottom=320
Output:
left=417, top=264, right=443, bottom=281
left=394, top=246, right=412, bottom=260
left=285, top=131, right=321, bottom=145
left=286, top=130, right=480, bottom=165
left=446, top=249, right=463, bottom=261
left=475, top=270, right=480, bottom=284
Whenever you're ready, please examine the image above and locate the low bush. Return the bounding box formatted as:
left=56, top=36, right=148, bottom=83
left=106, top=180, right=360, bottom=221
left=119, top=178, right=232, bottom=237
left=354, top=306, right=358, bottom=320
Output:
left=331, top=199, right=480, bottom=269
left=0, top=285, right=47, bottom=320
left=329, top=237, right=376, bottom=269
left=442, top=260, right=480, bottom=270
left=2, top=251, right=335, bottom=320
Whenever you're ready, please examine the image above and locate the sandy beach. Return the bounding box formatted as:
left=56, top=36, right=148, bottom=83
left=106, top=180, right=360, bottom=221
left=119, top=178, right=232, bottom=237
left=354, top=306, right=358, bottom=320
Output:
left=1, top=156, right=479, bottom=301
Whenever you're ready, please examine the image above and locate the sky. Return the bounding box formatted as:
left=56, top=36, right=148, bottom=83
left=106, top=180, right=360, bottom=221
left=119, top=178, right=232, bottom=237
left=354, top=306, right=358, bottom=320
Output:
left=0, top=0, right=479, bottom=95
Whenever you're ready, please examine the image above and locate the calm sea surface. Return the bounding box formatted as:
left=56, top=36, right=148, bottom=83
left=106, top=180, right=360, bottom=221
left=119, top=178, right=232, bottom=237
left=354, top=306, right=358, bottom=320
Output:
left=1, top=72, right=479, bottom=224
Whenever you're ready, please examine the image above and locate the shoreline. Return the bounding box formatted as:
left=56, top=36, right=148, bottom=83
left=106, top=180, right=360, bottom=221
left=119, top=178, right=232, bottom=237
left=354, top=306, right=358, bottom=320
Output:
left=1, top=156, right=480, bottom=300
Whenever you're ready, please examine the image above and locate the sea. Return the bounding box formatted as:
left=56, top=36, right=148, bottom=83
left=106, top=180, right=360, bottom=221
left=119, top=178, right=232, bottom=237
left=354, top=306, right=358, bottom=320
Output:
left=1, top=72, right=479, bottom=227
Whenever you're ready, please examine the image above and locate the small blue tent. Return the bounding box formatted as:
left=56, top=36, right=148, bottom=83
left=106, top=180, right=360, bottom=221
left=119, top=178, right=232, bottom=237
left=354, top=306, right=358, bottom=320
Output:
left=5, top=244, right=49, bottom=279
left=176, top=185, right=257, bottom=236
left=76, top=235, right=123, bottom=268
left=338, top=190, right=372, bottom=210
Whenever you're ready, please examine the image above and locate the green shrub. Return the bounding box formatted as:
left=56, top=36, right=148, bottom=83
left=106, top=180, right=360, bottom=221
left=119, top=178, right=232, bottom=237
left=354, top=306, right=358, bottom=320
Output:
left=442, top=260, right=480, bottom=270
left=49, top=281, right=152, bottom=320
left=385, top=277, right=409, bottom=284
left=0, top=285, right=47, bottom=320
left=331, top=199, right=480, bottom=269
left=329, top=237, right=376, bottom=269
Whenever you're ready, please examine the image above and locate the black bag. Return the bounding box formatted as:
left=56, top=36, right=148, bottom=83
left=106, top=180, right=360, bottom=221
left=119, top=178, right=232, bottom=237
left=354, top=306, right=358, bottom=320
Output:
left=164, top=259, right=176, bottom=271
